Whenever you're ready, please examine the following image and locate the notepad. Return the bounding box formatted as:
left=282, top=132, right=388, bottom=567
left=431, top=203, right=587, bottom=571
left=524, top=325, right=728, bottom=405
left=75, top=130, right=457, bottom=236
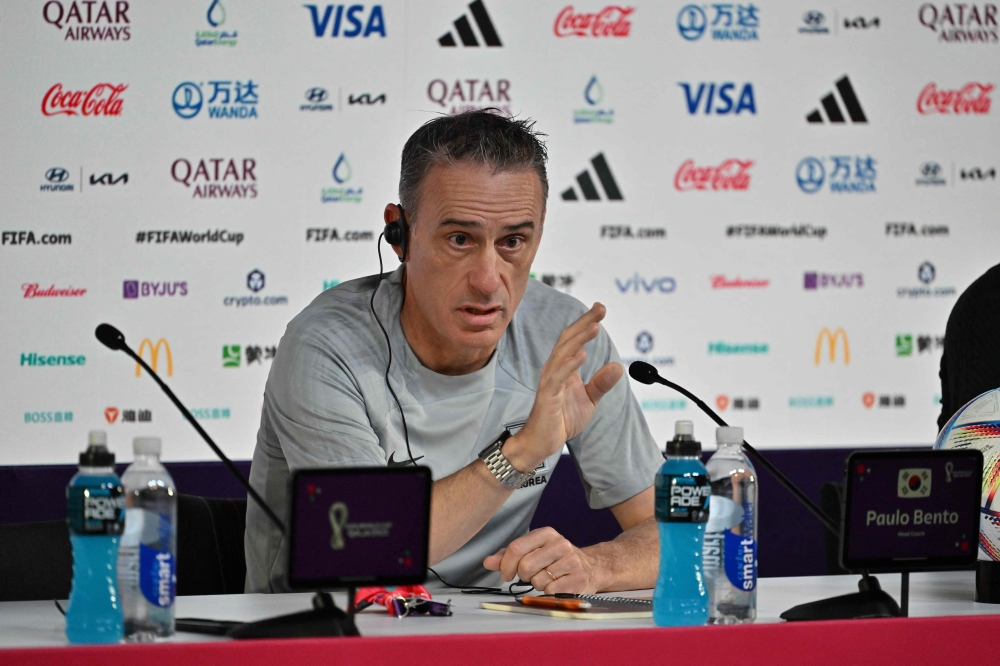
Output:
left=480, top=595, right=653, bottom=620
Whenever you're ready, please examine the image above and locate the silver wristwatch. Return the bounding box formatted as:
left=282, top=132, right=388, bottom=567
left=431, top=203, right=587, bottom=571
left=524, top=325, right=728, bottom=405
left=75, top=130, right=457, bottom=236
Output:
left=479, top=430, right=535, bottom=489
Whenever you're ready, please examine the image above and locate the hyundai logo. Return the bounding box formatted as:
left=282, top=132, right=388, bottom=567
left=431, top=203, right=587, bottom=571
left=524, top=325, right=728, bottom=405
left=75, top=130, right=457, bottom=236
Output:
left=247, top=269, right=265, bottom=293
left=921, top=162, right=942, bottom=177
left=172, top=82, right=203, bottom=119
left=677, top=4, right=707, bottom=40
left=796, top=157, right=826, bottom=194
left=45, top=167, right=69, bottom=183
left=305, top=87, right=328, bottom=103
left=918, top=261, right=936, bottom=285
left=803, top=10, right=824, bottom=26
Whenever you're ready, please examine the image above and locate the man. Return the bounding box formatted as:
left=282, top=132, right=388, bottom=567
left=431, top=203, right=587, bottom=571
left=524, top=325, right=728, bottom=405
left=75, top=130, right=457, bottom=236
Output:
left=245, top=110, right=663, bottom=594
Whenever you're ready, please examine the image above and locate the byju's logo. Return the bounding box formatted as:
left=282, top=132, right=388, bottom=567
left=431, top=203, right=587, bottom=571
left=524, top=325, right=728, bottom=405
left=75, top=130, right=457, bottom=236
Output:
left=427, top=78, right=511, bottom=115
left=42, top=83, right=126, bottom=117
left=172, top=80, right=258, bottom=119
left=918, top=4, right=998, bottom=43
left=304, top=5, right=386, bottom=37
left=615, top=274, right=676, bottom=293
left=806, top=75, right=867, bottom=123
left=815, top=327, right=850, bottom=365
left=796, top=156, right=876, bottom=193
left=41, top=167, right=73, bottom=192
left=196, top=0, right=238, bottom=46
left=677, top=3, right=759, bottom=41
left=439, top=0, right=502, bottom=46
left=574, top=76, right=614, bottom=124
left=675, top=159, right=752, bottom=191
left=171, top=158, right=257, bottom=198
left=561, top=153, right=623, bottom=201
left=917, top=82, right=993, bottom=114
left=123, top=280, right=188, bottom=298
left=43, top=1, right=131, bottom=41
left=680, top=83, right=755, bottom=115
left=804, top=272, right=864, bottom=289
left=322, top=153, right=363, bottom=203
left=554, top=5, right=634, bottom=37
left=799, top=10, right=829, bottom=34
left=916, top=162, right=947, bottom=186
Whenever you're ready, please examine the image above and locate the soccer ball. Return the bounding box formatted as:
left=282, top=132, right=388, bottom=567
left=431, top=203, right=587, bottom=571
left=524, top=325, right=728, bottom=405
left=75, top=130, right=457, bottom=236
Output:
left=935, top=388, right=1000, bottom=561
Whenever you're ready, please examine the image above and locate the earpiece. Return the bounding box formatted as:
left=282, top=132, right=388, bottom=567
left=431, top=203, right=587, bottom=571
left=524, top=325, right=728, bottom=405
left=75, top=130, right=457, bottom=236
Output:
left=384, top=203, right=409, bottom=263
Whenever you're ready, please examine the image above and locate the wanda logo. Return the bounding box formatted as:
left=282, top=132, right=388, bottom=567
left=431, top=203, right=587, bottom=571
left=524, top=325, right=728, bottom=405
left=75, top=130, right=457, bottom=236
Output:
left=554, top=5, right=634, bottom=37
left=917, top=82, right=993, bottom=114
left=674, top=159, right=753, bottom=191
left=42, top=83, right=126, bottom=117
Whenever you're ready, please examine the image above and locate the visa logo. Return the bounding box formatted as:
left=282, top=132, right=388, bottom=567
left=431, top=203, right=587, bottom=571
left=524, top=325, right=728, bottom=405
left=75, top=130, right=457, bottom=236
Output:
left=615, top=274, right=677, bottom=293
left=679, top=82, right=756, bottom=115
left=304, top=4, right=386, bottom=37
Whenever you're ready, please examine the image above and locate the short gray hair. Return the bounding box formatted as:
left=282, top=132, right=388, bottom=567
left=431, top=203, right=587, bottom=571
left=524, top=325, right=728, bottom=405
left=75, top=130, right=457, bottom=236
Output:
left=398, top=110, right=548, bottom=221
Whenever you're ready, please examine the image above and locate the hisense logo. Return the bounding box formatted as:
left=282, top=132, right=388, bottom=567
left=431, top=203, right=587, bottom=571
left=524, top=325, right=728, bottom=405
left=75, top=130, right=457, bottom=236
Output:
left=20, top=353, right=86, bottom=366
left=708, top=342, right=769, bottom=354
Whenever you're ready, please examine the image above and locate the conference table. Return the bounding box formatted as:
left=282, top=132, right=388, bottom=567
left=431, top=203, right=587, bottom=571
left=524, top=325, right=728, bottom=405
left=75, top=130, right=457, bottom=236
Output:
left=1, top=571, right=996, bottom=665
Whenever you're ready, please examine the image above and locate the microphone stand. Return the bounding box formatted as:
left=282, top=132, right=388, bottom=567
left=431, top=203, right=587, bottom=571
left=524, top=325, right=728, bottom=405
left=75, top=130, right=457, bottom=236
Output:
left=631, top=363, right=902, bottom=621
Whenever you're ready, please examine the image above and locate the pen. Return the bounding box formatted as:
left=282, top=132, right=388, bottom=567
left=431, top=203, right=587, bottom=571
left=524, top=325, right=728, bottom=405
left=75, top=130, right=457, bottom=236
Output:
left=516, top=596, right=592, bottom=611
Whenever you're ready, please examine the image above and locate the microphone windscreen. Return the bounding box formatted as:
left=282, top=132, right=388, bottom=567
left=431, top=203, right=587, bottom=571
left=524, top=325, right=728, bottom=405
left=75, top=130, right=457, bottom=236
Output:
left=95, top=323, right=126, bottom=351
left=628, top=361, right=659, bottom=385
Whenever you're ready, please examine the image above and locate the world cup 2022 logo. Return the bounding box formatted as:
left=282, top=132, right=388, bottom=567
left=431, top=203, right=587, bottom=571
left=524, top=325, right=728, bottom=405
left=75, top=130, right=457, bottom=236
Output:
left=329, top=502, right=348, bottom=550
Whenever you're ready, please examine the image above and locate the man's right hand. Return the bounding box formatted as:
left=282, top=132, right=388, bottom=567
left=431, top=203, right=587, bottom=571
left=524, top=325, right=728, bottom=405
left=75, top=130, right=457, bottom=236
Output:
left=503, top=303, right=623, bottom=473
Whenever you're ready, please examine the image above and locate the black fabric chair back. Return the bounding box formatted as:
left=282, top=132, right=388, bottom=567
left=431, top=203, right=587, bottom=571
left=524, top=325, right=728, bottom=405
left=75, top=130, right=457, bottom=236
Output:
left=0, top=494, right=247, bottom=601
left=820, top=481, right=847, bottom=575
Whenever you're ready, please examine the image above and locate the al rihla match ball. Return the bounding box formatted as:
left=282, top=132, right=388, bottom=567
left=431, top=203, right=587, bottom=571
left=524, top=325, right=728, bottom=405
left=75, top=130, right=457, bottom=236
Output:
left=935, top=388, right=1000, bottom=561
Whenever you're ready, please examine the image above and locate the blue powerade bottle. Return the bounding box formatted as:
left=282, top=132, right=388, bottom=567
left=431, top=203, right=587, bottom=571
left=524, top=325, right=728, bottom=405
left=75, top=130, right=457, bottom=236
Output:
left=65, top=431, right=126, bottom=644
left=653, top=421, right=711, bottom=627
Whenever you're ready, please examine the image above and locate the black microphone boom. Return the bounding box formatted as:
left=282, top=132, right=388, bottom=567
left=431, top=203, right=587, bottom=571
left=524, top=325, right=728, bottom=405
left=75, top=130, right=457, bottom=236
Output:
left=95, top=323, right=286, bottom=535
left=628, top=361, right=839, bottom=537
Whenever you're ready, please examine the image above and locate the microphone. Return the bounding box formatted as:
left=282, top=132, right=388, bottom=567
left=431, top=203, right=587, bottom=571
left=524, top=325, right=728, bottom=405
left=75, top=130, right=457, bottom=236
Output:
left=628, top=361, right=838, bottom=536
left=95, top=323, right=286, bottom=535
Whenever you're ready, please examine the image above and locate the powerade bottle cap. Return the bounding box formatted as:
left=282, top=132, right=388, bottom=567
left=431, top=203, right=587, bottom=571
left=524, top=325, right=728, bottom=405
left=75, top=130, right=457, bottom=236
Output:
left=88, top=430, right=107, bottom=447
left=716, top=426, right=744, bottom=446
left=133, top=437, right=162, bottom=457
left=80, top=444, right=115, bottom=467
left=666, top=420, right=701, bottom=456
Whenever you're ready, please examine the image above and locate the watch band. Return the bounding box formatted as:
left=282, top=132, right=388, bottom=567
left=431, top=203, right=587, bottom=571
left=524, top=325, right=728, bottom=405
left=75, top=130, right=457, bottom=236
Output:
left=479, top=430, right=535, bottom=490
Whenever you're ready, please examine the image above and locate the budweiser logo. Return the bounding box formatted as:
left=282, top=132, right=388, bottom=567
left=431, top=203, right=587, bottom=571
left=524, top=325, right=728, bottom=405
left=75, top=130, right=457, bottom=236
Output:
left=917, top=82, right=993, bottom=114
left=22, top=283, right=87, bottom=298
left=674, top=159, right=753, bottom=191
left=554, top=5, right=634, bottom=37
left=42, top=83, right=126, bottom=117
left=711, top=276, right=769, bottom=289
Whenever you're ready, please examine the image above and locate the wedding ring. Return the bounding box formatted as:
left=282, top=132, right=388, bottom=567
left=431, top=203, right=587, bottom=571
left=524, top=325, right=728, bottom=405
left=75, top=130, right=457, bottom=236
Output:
left=545, top=568, right=557, bottom=581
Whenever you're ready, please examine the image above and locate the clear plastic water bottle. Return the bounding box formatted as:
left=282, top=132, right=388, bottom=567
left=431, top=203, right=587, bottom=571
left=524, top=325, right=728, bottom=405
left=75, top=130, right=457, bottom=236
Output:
left=653, top=420, right=710, bottom=627
left=703, top=426, right=758, bottom=624
left=65, top=431, right=125, bottom=644
left=118, top=437, right=177, bottom=640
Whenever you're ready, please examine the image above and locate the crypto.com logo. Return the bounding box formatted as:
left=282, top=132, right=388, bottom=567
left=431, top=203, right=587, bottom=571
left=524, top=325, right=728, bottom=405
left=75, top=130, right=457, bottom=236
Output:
left=815, top=327, right=850, bottom=365
left=136, top=338, right=172, bottom=377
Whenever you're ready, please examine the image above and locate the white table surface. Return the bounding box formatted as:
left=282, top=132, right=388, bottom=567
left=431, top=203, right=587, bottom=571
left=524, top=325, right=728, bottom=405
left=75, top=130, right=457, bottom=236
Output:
left=2, top=571, right=997, bottom=649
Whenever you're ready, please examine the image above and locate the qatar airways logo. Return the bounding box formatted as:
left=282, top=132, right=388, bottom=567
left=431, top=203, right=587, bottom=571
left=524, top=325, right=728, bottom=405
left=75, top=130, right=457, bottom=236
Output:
left=42, top=83, right=126, bottom=117
left=554, top=5, right=634, bottom=37
left=675, top=159, right=752, bottom=191
left=917, top=83, right=993, bottom=114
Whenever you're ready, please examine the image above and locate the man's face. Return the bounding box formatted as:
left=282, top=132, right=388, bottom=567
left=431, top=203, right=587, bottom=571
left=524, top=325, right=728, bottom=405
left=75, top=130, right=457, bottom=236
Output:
left=401, top=161, right=545, bottom=356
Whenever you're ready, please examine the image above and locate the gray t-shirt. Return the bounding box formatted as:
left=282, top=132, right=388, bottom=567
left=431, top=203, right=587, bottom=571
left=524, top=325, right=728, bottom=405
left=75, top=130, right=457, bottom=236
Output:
left=245, top=266, right=662, bottom=592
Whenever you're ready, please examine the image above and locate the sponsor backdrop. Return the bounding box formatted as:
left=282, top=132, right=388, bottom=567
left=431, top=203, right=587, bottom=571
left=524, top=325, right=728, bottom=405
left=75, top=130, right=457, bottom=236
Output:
left=1, top=0, right=998, bottom=466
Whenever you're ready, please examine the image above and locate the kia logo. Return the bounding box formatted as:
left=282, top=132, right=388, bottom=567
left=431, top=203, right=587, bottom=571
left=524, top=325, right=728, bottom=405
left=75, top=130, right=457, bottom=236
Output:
left=45, top=167, right=69, bottom=183
left=803, top=10, right=824, bottom=26
left=921, top=162, right=941, bottom=177
left=796, top=157, right=825, bottom=194
left=172, top=82, right=203, bottom=119
left=305, top=87, right=328, bottom=103
left=677, top=4, right=707, bottom=40
left=247, top=268, right=265, bottom=292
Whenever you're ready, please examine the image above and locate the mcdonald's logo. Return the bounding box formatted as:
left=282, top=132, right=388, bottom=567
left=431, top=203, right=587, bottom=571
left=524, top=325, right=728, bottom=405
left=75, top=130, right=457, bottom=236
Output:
left=814, top=328, right=850, bottom=365
left=136, top=338, right=173, bottom=377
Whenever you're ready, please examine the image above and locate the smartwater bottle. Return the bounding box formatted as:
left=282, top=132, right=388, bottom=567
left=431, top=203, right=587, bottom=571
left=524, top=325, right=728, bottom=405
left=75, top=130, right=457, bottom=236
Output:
left=65, top=431, right=125, bottom=644
left=653, top=421, right=710, bottom=626
left=118, top=437, right=177, bottom=640
left=703, top=426, right=758, bottom=624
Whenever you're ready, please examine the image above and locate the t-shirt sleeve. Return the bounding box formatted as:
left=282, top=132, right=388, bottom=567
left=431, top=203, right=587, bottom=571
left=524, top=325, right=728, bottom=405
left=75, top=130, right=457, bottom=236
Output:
left=262, top=321, right=387, bottom=471
left=566, top=326, right=663, bottom=510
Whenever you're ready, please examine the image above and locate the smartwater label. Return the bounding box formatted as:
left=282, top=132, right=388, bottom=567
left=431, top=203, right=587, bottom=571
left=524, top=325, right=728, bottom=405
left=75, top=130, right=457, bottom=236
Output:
left=656, top=474, right=710, bottom=523
left=724, top=530, right=757, bottom=591
left=139, top=543, right=175, bottom=607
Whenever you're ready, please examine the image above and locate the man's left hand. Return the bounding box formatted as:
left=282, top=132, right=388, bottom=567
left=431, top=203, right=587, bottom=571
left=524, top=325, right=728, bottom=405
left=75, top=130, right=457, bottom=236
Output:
left=482, top=527, right=600, bottom=594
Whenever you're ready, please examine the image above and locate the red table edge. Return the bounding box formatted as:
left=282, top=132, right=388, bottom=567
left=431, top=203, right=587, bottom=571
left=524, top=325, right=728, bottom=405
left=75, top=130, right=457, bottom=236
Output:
left=0, top=614, right=994, bottom=666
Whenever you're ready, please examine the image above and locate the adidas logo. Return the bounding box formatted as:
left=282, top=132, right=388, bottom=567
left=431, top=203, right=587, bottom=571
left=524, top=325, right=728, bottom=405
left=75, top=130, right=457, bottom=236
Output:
left=439, top=0, right=502, bottom=47
left=561, top=153, right=623, bottom=201
left=806, top=75, right=868, bottom=124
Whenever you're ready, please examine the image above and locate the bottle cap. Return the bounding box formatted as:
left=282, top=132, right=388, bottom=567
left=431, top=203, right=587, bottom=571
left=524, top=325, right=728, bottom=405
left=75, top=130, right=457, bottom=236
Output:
left=717, top=426, right=745, bottom=446
left=666, top=421, right=701, bottom=456
left=133, top=437, right=162, bottom=456
left=80, top=444, right=115, bottom=467
left=674, top=420, right=694, bottom=437
left=88, top=430, right=107, bottom=446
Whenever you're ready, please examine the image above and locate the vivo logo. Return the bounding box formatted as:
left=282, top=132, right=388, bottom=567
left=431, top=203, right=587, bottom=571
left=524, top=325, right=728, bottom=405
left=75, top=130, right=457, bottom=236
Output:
left=615, top=274, right=676, bottom=293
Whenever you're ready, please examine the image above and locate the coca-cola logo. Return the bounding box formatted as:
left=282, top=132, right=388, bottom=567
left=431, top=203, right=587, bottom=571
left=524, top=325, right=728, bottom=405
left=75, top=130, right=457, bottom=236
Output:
left=554, top=5, right=634, bottom=37
left=674, top=159, right=753, bottom=191
left=42, top=83, right=126, bottom=117
left=917, top=82, right=993, bottom=114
